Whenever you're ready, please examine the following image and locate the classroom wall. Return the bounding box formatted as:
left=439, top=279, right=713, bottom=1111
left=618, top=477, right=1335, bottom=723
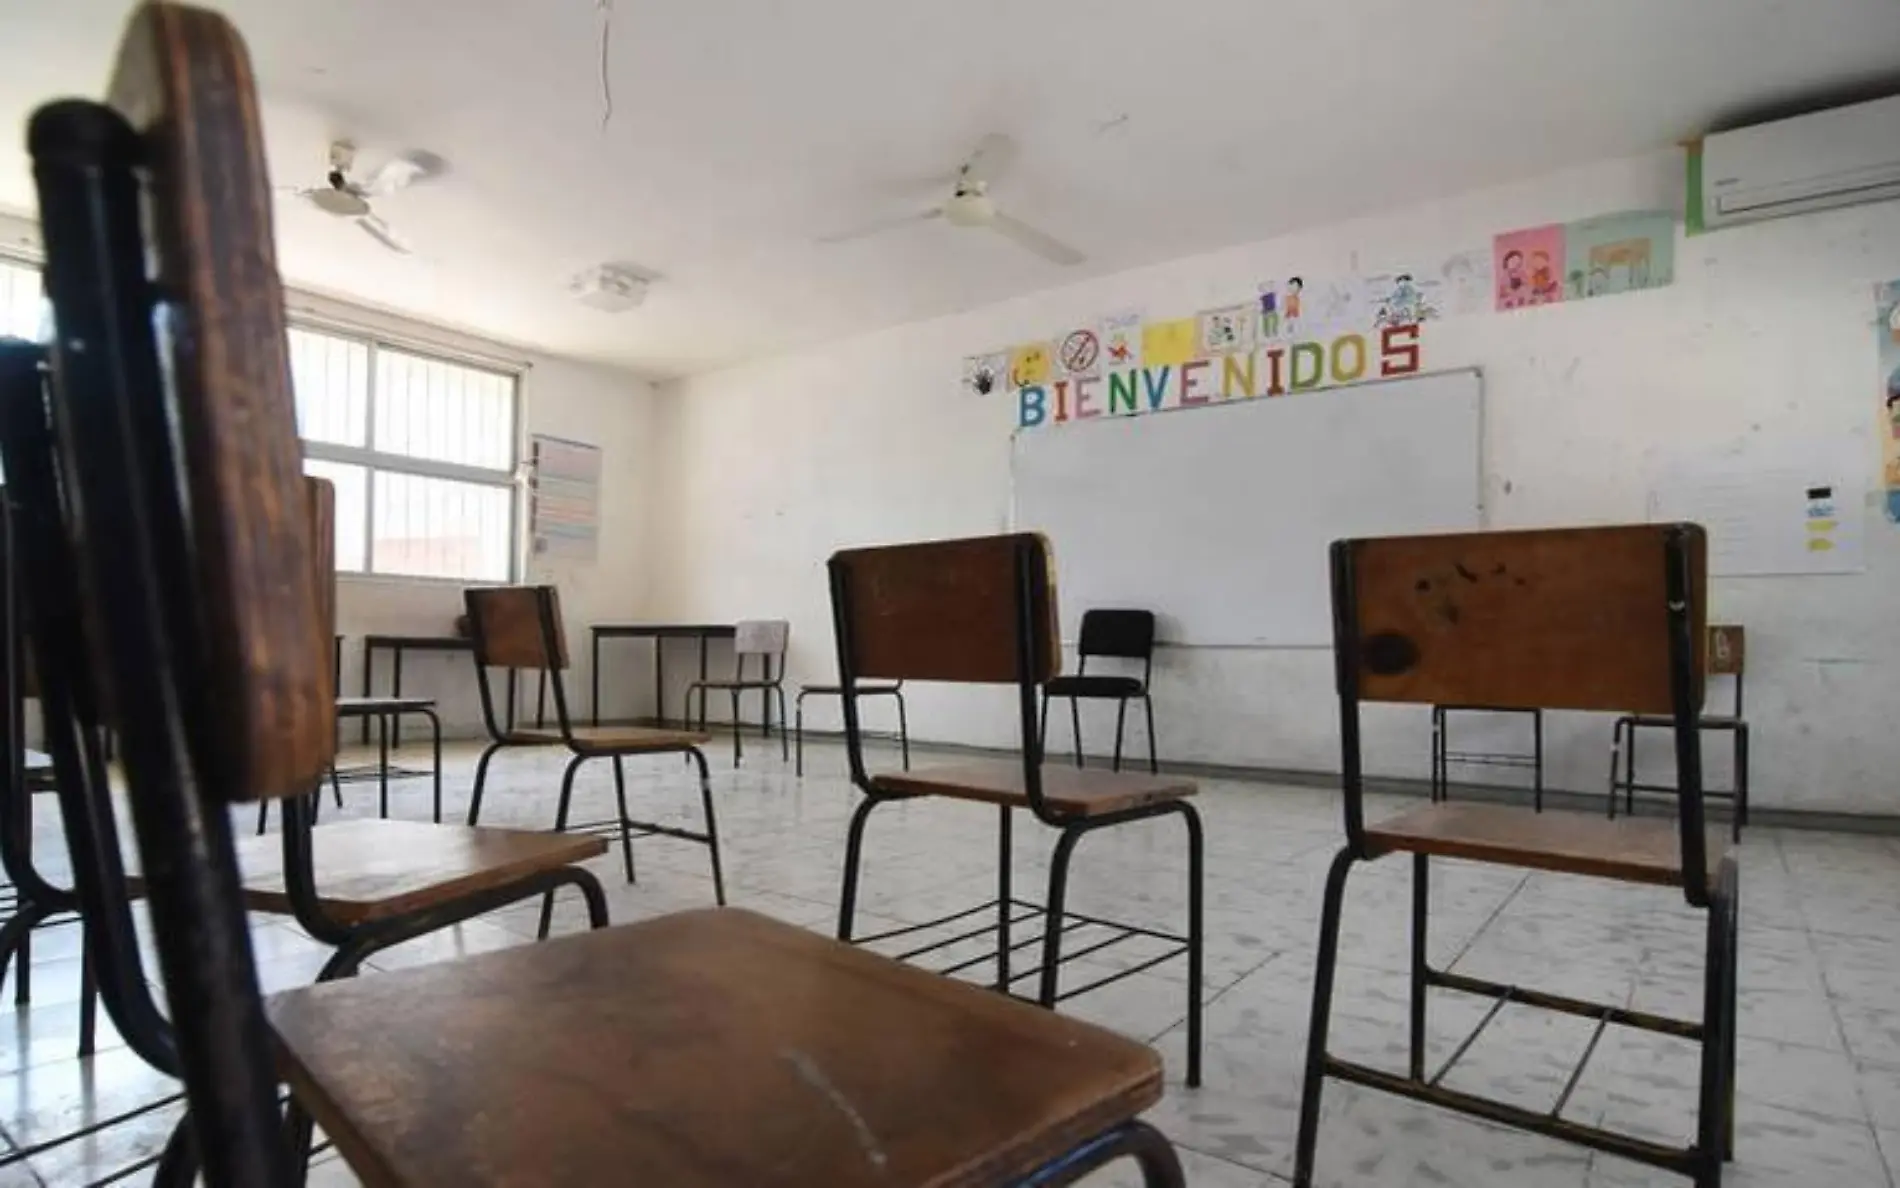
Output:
left=649, top=150, right=1900, bottom=816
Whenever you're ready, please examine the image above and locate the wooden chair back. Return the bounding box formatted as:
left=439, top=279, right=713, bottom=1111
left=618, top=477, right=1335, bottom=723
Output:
left=464, top=586, right=569, bottom=671
left=1331, top=523, right=1714, bottom=904
left=829, top=534, right=1059, bottom=684
left=1335, top=524, right=1706, bottom=716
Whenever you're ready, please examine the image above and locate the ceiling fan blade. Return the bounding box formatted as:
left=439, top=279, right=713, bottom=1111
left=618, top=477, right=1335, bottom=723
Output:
left=962, top=133, right=1017, bottom=185
left=988, top=211, right=1084, bottom=265
left=363, top=150, right=446, bottom=195
left=817, top=208, right=942, bottom=244
left=355, top=213, right=413, bottom=255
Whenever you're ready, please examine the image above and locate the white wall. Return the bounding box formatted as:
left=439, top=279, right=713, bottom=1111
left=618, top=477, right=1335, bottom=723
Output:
left=651, top=151, right=1900, bottom=816
left=286, top=293, right=663, bottom=739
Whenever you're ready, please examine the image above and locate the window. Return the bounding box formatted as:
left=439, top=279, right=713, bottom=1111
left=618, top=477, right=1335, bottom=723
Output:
left=290, top=326, right=519, bottom=582
left=0, top=257, right=46, bottom=340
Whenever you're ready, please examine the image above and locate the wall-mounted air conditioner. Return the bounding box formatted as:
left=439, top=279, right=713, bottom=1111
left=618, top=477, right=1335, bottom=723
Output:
left=1701, top=94, right=1900, bottom=231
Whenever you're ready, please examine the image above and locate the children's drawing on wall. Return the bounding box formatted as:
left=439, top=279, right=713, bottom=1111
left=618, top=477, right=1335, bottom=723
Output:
left=1008, top=341, right=1052, bottom=388
left=1141, top=317, right=1199, bottom=368
left=1367, top=270, right=1440, bottom=327
left=1878, top=279, right=1900, bottom=522
left=1256, top=284, right=1284, bottom=341
left=1100, top=309, right=1143, bottom=369
left=1565, top=211, right=1675, bottom=300
left=962, top=351, right=1008, bottom=397
left=1438, top=248, right=1492, bottom=316
left=1282, top=276, right=1305, bottom=336
left=1313, top=277, right=1369, bottom=334
left=1197, top=304, right=1255, bottom=356
left=1494, top=225, right=1566, bottom=311
left=1057, top=327, right=1101, bottom=379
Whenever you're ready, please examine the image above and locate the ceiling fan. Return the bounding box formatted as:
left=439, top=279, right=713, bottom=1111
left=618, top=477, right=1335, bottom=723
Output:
left=820, top=134, right=1085, bottom=266
left=289, top=140, right=445, bottom=255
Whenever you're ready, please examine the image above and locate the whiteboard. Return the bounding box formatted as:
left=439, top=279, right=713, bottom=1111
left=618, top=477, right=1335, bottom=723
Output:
left=1010, top=369, right=1484, bottom=647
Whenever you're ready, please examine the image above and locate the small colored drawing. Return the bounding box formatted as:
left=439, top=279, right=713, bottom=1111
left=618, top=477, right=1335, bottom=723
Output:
left=1008, top=342, right=1052, bottom=388
left=1494, top=225, right=1566, bottom=311
left=1057, top=328, right=1101, bottom=377
left=1101, top=309, right=1143, bottom=369
left=1565, top=211, right=1675, bottom=300
left=1370, top=271, right=1439, bottom=328
left=1256, top=284, right=1283, bottom=341
left=1197, top=304, right=1255, bottom=356
left=1438, top=248, right=1491, bottom=317
left=1313, top=277, right=1369, bottom=332
left=1141, top=318, right=1198, bottom=368
left=962, top=351, right=1007, bottom=397
left=1282, top=276, right=1306, bottom=335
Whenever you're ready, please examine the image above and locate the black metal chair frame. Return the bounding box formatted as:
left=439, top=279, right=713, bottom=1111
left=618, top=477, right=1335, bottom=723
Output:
left=1292, top=527, right=1739, bottom=1188
left=683, top=620, right=789, bottom=767
left=1429, top=704, right=1544, bottom=809
left=829, top=539, right=1204, bottom=1089
left=1038, top=609, right=1159, bottom=774
left=4, top=102, right=612, bottom=1186
left=1609, top=641, right=1749, bottom=842
left=794, top=680, right=910, bottom=777
left=463, top=586, right=728, bottom=915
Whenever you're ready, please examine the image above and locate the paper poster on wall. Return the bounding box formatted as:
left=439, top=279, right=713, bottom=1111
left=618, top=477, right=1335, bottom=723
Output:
left=1100, top=310, right=1143, bottom=369
left=962, top=351, right=1007, bottom=396
left=1364, top=269, right=1442, bottom=327
left=529, top=434, right=601, bottom=562
left=1438, top=248, right=1492, bottom=317
left=1141, top=318, right=1199, bottom=368
left=1196, top=304, right=1255, bottom=356
left=1648, top=455, right=1867, bottom=576
left=1056, top=328, right=1101, bottom=379
left=1565, top=211, right=1675, bottom=300
left=1879, top=280, right=1900, bottom=522
left=1493, top=225, right=1566, bottom=311
left=1008, top=342, right=1053, bottom=388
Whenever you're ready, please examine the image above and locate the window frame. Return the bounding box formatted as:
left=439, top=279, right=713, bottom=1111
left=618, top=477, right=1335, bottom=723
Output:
left=292, top=322, right=524, bottom=585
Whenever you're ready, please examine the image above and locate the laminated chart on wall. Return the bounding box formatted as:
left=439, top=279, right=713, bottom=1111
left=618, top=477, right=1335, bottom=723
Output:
left=1647, top=455, right=1866, bottom=576
left=530, top=433, right=602, bottom=561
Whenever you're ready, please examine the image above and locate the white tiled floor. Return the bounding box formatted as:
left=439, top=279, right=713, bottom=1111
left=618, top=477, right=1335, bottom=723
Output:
left=4, top=733, right=1900, bottom=1186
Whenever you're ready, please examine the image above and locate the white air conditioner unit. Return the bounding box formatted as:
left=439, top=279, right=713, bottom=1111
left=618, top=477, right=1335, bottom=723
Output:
left=1701, top=94, right=1900, bottom=231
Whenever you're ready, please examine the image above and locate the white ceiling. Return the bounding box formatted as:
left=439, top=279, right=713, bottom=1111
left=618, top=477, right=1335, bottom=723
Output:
left=2, top=0, right=1898, bottom=378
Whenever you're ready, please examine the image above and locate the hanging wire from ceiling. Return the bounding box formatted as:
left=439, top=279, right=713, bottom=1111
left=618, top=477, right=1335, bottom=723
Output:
left=596, top=0, right=615, bottom=133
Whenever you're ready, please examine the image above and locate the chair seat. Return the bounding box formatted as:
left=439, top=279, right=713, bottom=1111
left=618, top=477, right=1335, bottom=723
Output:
left=1364, top=803, right=1729, bottom=889
left=1620, top=713, right=1745, bottom=730
left=872, top=760, right=1194, bottom=818
left=131, top=820, right=605, bottom=924
left=505, top=725, right=711, bottom=755
left=800, top=683, right=901, bottom=696
left=1044, top=674, right=1145, bottom=699
left=267, top=908, right=1162, bottom=1188
left=335, top=696, right=436, bottom=715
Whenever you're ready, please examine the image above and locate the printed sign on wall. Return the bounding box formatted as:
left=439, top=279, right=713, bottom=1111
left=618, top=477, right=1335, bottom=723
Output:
left=530, top=434, right=601, bottom=561
left=1879, top=279, right=1900, bottom=521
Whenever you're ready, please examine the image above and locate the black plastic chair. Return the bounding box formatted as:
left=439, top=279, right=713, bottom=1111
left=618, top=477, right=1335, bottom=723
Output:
left=1038, top=608, right=1159, bottom=773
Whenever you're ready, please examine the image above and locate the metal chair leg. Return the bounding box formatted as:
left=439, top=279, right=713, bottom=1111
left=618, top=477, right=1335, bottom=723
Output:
left=1624, top=718, right=1639, bottom=816
left=538, top=754, right=589, bottom=938
left=1410, top=853, right=1429, bottom=1080
left=1112, top=698, right=1128, bottom=773
left=1038, top=691, right=1050, bottom=757
left=151, top=1114, right=199, bottom=1188
left=794, top=691, right=807, bottom=777
left=377, top=710, right=390, bottom=819
left=1607, top=718, right=1624, bottom=819
left=776, top=686, right=789, bottom=761
left=729, top=688, right=744, bottom=767
left=1292, top=846, right=1358, bottom=1187
left=1532, top=709, right=1545, bottom=813
left=896, top=689, right=911, bottom=770
left=1142, top=694, right=1158, bottom=774
left=424, top=706, right=443, bottom=825
left=1069, top=696, right=1083, bottom=769
left=329, top=762, right=343, bottom=809
left=996, top=805, right=1013, bottom=992
left=1180, top=802, right=1204, bottom=1089
left=690, top=747, right=725, bottom=904
left=466, top=740, right=506, bottom=826
left=611, top=755, right=636, bottom=885
left=837, top=796, right=880, bottom=941
left=1733, top=723, right=1750, bottom=840
left=78, top=933, right=97, bottom=1057
left=1039, top=825, right=1086, bottom=1008
left=1696, top=860, right=1739, bottom=1187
